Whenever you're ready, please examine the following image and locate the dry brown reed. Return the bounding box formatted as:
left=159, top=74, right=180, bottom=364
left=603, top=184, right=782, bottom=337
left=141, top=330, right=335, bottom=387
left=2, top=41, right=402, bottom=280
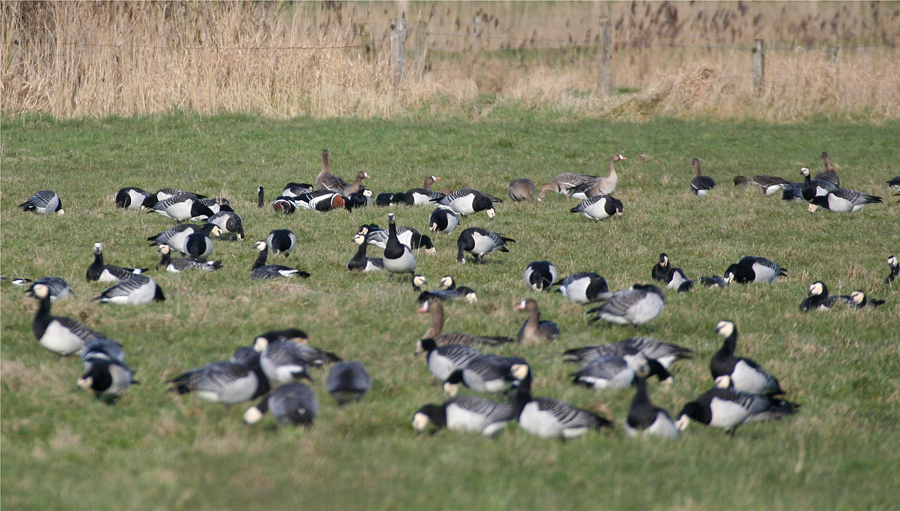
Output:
left=2, top=1, right=898, bottom=120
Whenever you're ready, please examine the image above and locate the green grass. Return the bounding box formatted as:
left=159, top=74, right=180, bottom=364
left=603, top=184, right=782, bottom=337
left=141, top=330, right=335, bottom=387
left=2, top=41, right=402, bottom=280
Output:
left=2, top=113, right=899, bottom=510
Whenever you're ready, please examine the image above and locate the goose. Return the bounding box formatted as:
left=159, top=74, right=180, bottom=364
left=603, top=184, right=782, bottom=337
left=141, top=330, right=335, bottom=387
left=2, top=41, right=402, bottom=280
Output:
left=5, top=277, right=33, bottom=286
left=266, top=229, right=296, bottom=257
left=724, top=256, right=786, bottom=284
left=316, top=149, right=348, bottom=192
left=732, top=175, right=791, bottom=196
left=282, top=182, right=314, bottom=198
left=254, top=330, right=340, bottom=370
left=344, top=189, right=373, bottom=210
left=81, top=337, right=125, bottom=364
left=271, top=196, right=297, bottom=214
left=115, top=187, right=150, bottom=209
left=416, top=300, right=513, bottom=351
left=848, top=290, right=884, bottom=309
left=244, top=382, right=318, bottom=427
left=25, top=277, right=71, bottom=302
left=700, top=275, right=728, bottom=287
left=456, top=227, right=515, bottom=264
left=30, top=283, right=103, bottom=356
left=799, top=281, right=851, bottom=311
left=19, top=190, right=64, bottom=214
left=326, top=361, right=372, bottom=405
left=563, top=337, right=692, bottom=370
left=78, top=350, right=136, bottom=402
left=417, top=338, right=482, bottom=382
left=516, top=371, right=613, bottom=439
left=412, top=275, right=428, bottom=293
left=196, top=197, right=231, bottom=215
left=537, top=172, right=596, bottom=201
left=417, top=275, right=478, bottom=303
left=515, top=299, right=560, bottom=346
left=92, top=275, right=165, bottom=305
left=253, top=337, right=318, bottom=385
left=143, top=187, right=205, bottom=209
left=413, top=395, right=518, bottom=436
left=357, top=224, right=435, bottom=253
left=348, top=233, right=385, bottom=272
left=436, top=188, right=502, bottom=218
left=251, top=241, right=310, bottom=280
left=382, top=213, right=416, bottom=277
left=294, top=189, right=347, bottom=212
left=257, top=185, right=265, bottom=208
left=570, top=194, right=623, bottom=221
left=184, top=226, right=220, bottom=260
left=587, top=284, right=665, bottom=327
left=86, top=242, right=148, bottom=282
left=428, top=206, right=460, bottom=234
left=508, top=178, right=536, bottom=202
left=570, top=352, right=650, bottom=390
left=169, top=351, right=269, bottom=405
left=808, top=188, right=883, bottom=213
left=554, top=272, right=609, bottom=303
left=524, top=261, right=558, bottom=291
left=690, top=158, right=716, bottom=196
left=206, top=210, right=244, bottom=240
left=625, top=368, right=679, bottom=440
left=406, top=176, right=445, bottom=205
left=157, top=244, right=222, bottom=273
left=442, top=355, right=529, bottom=396
left=675, top=385, right=797, bottom=435
left=710, top=321, right=783, bottom=395
left=146, top=224, right=204, bottom=254
left=887, top=176, right=900, bottom=193
left=376, top=191, right=415, bottom=206
left=885, top=255, right=898, bottom=284
left=148, top=193, right=215, bottom=222
left=651, top=253, right=694, bottom=292
left=342, top=171, right=370, bottom=196
left=571, top=154, right=627, bottom=198
left=799, top=167, right=838, bottom=200
left=781, top=181, right=806, bottom=202
left=817, top=151, right=840, bottom=186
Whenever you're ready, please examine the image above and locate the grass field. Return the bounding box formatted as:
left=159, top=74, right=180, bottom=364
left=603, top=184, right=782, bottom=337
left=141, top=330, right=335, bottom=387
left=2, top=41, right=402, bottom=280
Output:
left=1, top=113, right=899, bottom=509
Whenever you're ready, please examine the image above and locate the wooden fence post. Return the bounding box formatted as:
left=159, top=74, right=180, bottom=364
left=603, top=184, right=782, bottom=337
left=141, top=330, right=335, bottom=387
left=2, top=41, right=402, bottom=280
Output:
left=752, top=39, right=765, bottom=95
left=414, top=21, right=427, bottom=77
left=390, top=17, right=407, bottom=88
left=598, top=9, right=611, bottom=97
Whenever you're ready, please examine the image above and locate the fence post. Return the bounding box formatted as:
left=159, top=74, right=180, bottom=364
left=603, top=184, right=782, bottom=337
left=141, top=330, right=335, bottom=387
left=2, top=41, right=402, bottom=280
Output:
left=598, top=9, right=611, bottom=97
left=390, top=18, right=408, bottom=88
left=752, top=39, right=765, bottom=95
left=414, top=21, right=427, bottom=77
left=473, top=14, right=482, bottom=53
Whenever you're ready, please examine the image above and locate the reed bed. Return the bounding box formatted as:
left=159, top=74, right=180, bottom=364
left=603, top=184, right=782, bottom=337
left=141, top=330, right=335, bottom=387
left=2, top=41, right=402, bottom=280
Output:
left=2, top=1, right=898, bottom=120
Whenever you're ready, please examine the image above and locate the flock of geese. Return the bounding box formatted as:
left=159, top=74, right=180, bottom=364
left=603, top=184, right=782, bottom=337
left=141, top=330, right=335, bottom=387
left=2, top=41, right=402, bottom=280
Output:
left=9, top=148, right=896, bottom=437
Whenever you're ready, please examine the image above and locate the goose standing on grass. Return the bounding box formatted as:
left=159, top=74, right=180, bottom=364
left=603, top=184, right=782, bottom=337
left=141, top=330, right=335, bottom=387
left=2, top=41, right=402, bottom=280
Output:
left=266, top=229, right=297, bottom=257
left=26, top=277, right=71, bottom=302
left=524, top=261, right=558, bottom=291
left=19, top=190, right=64, bottom=214
left=147, top=224, right=204, bottom=254
left=184, top=226, right=220, bottom=260
left=570, top=352, right=650, bottom=390
left=407, top=176, right=445, bottom=205
left=436, top=188, right=503, bottom=218
left=587, top=284, right=665, bottom=327
left=148, top=193, right=215, bottom=222
left=206, top=210, right=244, bottom=240
left=428, top=206, right=460, bottom=234
left=723, top=256, right=787, bottom=284
left=572, top=154, right=627, bottom=198
left=157, top=244, right=222, bottom=273
left=250, top=241, right=310, bottom=280
left=690, top=158, right=716, bottom=197
left=92, top=275, right=165, bottom=305
left=710, top=321, right=783, bottom=395
left=86, top=242, right=148, bottom=282
left=382, top=213, right=416, bottom=278
left=443, top=355, right=529, bottom=396
left=348, top=233, right=385, bottom=272
left=570, top=194, right=623, bottom=221
left=732, top=175, right=791, bottom=196
left=78, top=340, right=136, bottom=402
left=316, top=149, right=348, bottom=192
left=417, top=338, right=482, bottom=383
left=554, top=272, right=608, bottom=303
left=625, top=368, right=679, bottom=440
left=563, top=337, right=693, bottom=371
left=456, top=227, right=515, bottom=264
left=244, top=382, right=318, bottom=427
left=516, top=369, right=613, bottom=439
left=537, top=172, right=597, bottom=201
left=357, top=223, right=435, bottom=253
left=817, top=151, right=840, bottom=186
left=115, top=187, right=150, bottom=210
left=515, top=299, right=560, bottom=346
left=651, top=253, right=694, bottom=292
left=848, top=291, right=885, bottom=309
left=799, top=281, right=851, bottom=311
left=416, top=300, right=513, bottom=350
left=885, top=255, right=898, bottom=284
left=342, top=171, right=370, bottom=196
left=30, top=283, right=103, bottom=356
left=413, top=395, right=519, bottom=436
left=808, top=188, right=883, bottom=213
left=170, top=351, right=269, bottom=405
left=257, top=185, right=265, bottom=208
left=675, top=385, right=797, bottom=435
left=326, top=361, right=372, bottom=405
left=508, top=178, right=536, bottom=202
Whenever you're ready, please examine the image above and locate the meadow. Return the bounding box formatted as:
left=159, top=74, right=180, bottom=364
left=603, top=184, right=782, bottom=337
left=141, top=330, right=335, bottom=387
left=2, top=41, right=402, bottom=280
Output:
left=1, top=113, right=899, bottom=509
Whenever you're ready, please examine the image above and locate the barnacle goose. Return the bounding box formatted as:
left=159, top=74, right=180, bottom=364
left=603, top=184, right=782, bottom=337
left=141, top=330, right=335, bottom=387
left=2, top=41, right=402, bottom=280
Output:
left=732, top=175, right=791, bottom=196
left=30, top=283, right=103, bottom=356
left=148, top=193, right=215, bottom=222
left=885, top=255, right=898, bottom=284
left=348, top=233, right=385, bottom=272
left=244, top=382, right=318, bottom=427
left=413, top=395, right=518, bottom=436
left=690, top=158, right=716, bottom=196
left=625, top=369, right=679, bottom=440
left=357, top=223, right=435, bottom=253
left=537, top=172, right=597, bottom=201
left=516, top=370, right=613, bottom=439
left=78, top=341, right=136, bottom=402
left=587, top=284, right=665, bottom=327
left=563, top=337, right=692, bottom=371
left=326, top=361, right=372, bottom=405
left=515, top=299, right=560, bottom=346
left=157, top=244, right=222, bottom=273
left=143, top=188, right=205, bottom=209
left=206, top=210, right=244, bottom=240
left=344, top=189, right=373, bottom=210
left=723, top=256, right=786, bottom=284
left=92, top=275, right=165, bottom=305
left=710, top=321, right=783, bottom=395
left=436, top=188, right=502, bottom=218
left=251, top=241, right=310, bottom=280
left=799, top=167, right=838, bottom=201
left=524, top=261, right=558, bottom=291
left=799, top=281, right=851, bottom=311
left=407, top=176, right=445, bottom=205
left=570, top=194, right=623, bottom=221
left=417, top=276, right=477, bottom=303
left=554, top=272, right=608, bottom=303
left=281, top=182, right=314, bottom=198
left=887, top=176, right=900, bottom=193
left=19, top=190, right=64, bottom=214
left=254, top=333, right=339, bottom=384
left=570, top=352, right=650, bottom=390
left=675, top=385, right=797, bottom=435
left=571, top=154, right=626, bottom=198
left=86, top=242, right=148, bottom=282
left=169, top=351, right=269, bottom=405
left=416, top=300, right=513, bottom=351
left=316, top=149, right=348, bottom=192
left=508, top=178, right=536, bottom=202
left=700, top=275, right=728, bottom=288
left=807, top=188, right=883, bottom=213
left=257, top=185, right=265, bottom=208
left=417, top=338, right=482, bottom=382
left=382, top=213, right=416, bottom=277
left=428, top=206, right=460, bottom=234
left=651, top=253, right=694, bottom=292
left=115, top=187, right=150, bottom=210
left=266, top=229, right=296, bottom=257
left=442, top=355, right=529, bottom=396
left=184, top=226, right=220, bottom=260
left=848, top=290, right=884, bottom=308
left=147, top=224, right=204, bottom=254
left=456, top=227, right=515, bottom=264
left=26, top=277, right=71, bottom=302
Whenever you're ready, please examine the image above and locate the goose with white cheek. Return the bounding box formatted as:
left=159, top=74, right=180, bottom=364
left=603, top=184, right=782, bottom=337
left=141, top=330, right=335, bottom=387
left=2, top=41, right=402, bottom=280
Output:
left=675, top=382, right=797, bottom=436
left=710, top=320, right=783, bottom=396
left=30, top=283, right=103, bottom=356
left=244, top=382, right=318, bottom=427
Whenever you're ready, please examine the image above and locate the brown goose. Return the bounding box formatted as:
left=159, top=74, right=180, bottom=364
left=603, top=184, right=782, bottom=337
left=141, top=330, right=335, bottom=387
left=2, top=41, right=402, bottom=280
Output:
left=342, top=171, right=370, bottom=196
left=508, top=178, right=536, bottom=202
left=415, top=300, right=513, bottom=352
left=316, top=149, right=348, bottom=192
left=816, top=151, right=840, bottom=187
left=515, top=299, right=560, bottom=346
left=574, top=154, right=627, bottom=198
left=537, top=173, right=597, bottom=201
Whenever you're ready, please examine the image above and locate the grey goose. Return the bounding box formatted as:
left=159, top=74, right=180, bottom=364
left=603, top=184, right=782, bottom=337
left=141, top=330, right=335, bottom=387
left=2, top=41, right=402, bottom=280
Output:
left=19, top=190, right=64, bottom=214
left=251, top=241, right=310, bottom=280
left=570, top=194, right=623, bottom=221
left=710, top=321, right=783, bottom=396
left=315, top=149, right=348, bottom=192
left=115, top=187, right=150, bottom=209
left=326, top=361, right=372, bottom=405
left=30, top=283, right=103, bottom=356
left=554, top=272, right=608, bottom=303
left=507, top=178, right=536, bottom=202
left=92, top=275, right=165, bottom=305
left=86, top=242, right=148, bottom=282
left=587, top=284, right=665, bottom=327
left=157, top=244, right=222, bottom=273
left=515, top=299, right=560, bottom=346
left=416, top=300, right=513, bottom=351
left=244, top=382, right=318, bottom=427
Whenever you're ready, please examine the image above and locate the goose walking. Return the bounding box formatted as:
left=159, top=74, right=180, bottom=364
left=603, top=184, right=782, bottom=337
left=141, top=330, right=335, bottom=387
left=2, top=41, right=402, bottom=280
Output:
left=799, top=281, right=851, bottom=311
left=428, top=206, right=460, bottom=234
left=515, top=299, right=560, bottom=346
left=26, top=277, right=71, bottom=302
left=382, top=213, right=416, bottom=277
left=456, top=227, right=515, bottom=264
left=92, top=275, right=165, bottom=305
left=710, top=321, right=783, bottom=395
left=675, top=386, right=797, bottom=435
left=86, top=242, right=148, bottom=282
left=413, top=395, right=519, bottom=436
left=157, top=244, right=222, bottom=273
left=554, top=272, right=608, bottom=303
left=570, top=194, right=623, bottom=221
left=808, top=188, right=883, bottom=213
left=348, top=233, right=385, bottom=272
left=244, top=382, right=318, bottom=427
left=723, top=256, right=786, bottom=284
left=524, top=261, right=558, bottom=291
left=251, top=241, right=310, bottom=280
left=508, top=178, right=536, bottom=202
left=651, top=253, right=694, bottom=292
left=169, top=351, right=269, bottom=405
left=572, top=154, right=627, bottom=198
left=326, top=361, right=372, bottom=405
left=316, top=149, right=348, bottom=192
left=115, top=187, right=150, bottom=210
left=625, top=369, right=679, bottom=440
left=690, top=158, right=716, bottom=197
left=587, top=284, right=665, bottom=327
left=30, top=283, right=103, bottom=356
left=436, top=188, right=502, bottom=218
left=416, top=300, right=513, bottom=351
left=19, top=190, right=64, bottom=214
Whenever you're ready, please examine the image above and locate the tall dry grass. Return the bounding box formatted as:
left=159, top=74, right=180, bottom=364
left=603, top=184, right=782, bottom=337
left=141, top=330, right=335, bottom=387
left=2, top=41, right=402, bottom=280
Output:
left=2, top=1, right=899, bottom=120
